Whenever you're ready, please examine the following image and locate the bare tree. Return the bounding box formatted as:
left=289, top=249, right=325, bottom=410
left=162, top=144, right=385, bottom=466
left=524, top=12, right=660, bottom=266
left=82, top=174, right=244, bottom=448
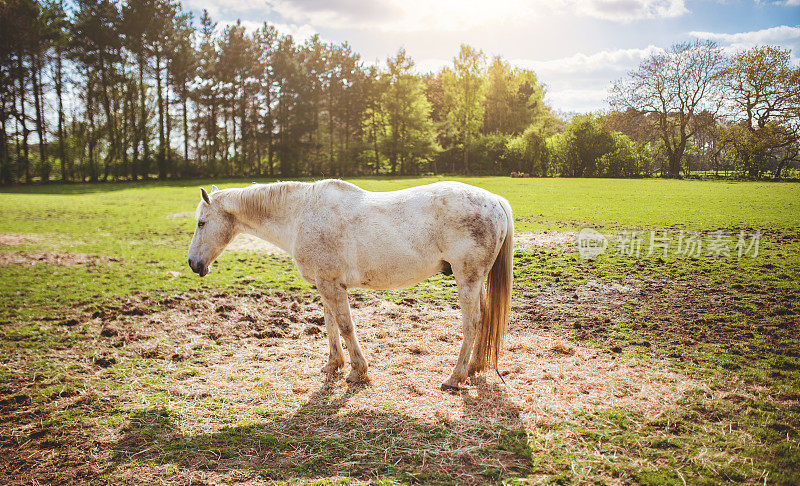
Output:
left=609, top=41, right=727, bottom=178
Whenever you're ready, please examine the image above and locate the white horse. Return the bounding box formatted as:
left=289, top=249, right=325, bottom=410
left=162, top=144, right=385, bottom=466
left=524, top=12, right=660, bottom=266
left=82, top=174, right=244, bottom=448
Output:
left=187, top=180, right=513, bottom=390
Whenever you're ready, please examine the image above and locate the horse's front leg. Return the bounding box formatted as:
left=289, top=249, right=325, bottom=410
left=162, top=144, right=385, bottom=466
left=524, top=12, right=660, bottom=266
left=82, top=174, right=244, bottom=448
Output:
left=321, top=302, right=345, bottom=375
left=316, top=279, right=369, bottom=383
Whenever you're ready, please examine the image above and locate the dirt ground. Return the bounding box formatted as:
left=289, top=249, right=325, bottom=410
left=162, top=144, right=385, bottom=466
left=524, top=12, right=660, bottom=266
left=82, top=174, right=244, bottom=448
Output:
left=0, top=232, right=121, bottom=267
left=0, top=251, right=121, bottom=267
left=0, top=282, right=700, bottom=484
left=90, top=289, right=693, bottom=423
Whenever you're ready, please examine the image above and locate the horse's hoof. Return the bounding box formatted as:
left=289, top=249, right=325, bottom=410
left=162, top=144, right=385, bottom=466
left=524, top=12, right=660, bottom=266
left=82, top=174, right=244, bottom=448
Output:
left=346, top=370, right=370, bottom=383
left=440, top=382, right=462, bottom=393
left=321, top=361, right=344, bottom=375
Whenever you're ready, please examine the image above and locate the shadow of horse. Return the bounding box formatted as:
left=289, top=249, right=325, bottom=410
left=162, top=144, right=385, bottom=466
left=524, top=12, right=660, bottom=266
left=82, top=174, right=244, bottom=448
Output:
left=113, top=377, right=532, bottom=484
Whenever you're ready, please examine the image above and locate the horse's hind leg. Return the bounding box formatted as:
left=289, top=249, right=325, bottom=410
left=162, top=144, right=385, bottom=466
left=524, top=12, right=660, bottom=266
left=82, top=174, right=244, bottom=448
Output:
left=321, top=302, right=345, bottom=375
left=316, top=279, right=369, bottom=383
left=468, top=285, right=487, bottom=377
left=442, top=278, right=482, bottom=391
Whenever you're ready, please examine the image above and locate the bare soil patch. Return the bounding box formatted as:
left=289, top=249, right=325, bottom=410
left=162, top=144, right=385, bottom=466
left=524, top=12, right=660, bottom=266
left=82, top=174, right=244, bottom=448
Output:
left=81, top=291, right=692, bottom=425
left=515, top=231, right=577, bottom=250
left=0, top=289, right=698, bottom=484
left=0, top=233, right=45, bottom=246
left=0, top=233, right=110, bottom=268
left=515, top=276, right=800, bottom=369
left=0, top=251, right=120, bottom=267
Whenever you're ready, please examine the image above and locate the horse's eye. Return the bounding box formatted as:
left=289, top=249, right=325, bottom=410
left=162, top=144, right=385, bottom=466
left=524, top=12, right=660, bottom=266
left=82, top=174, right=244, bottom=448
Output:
left=197, top=221, right=206, bottom=228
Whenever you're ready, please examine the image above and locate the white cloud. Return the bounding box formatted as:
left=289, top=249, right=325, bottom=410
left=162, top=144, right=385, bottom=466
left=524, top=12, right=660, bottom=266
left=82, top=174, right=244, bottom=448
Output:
left=529, top=26, right=800, bottom=112
left=545, top=89, right=610, bottom=113
left=412, top=58, right=450, bottom=74
left=689, top=25, right=800, bottom=49
left=216, top=19, right=262, bottom=33
left=215, top=19, right=318, bottom=42
left=255, top=0, right=688, bottom=32
left=690, top=25, right=800, bottom=63
left=267, top=0, right=536, bottom=31
left=183, top=0, right=268, bottom=19
left=570, top=0, right=688, bottom=22
left=271, top=22, right=317, bottom=42
left=509, top=46, right=665, bottom=75
left=266, top=0, right=402, bottom=28
left=506, top=46, right=665, bottom=111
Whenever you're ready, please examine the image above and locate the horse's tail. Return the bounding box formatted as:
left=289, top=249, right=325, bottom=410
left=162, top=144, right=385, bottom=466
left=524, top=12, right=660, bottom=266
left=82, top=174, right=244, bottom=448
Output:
left=473, top=198, right=514, bottom=373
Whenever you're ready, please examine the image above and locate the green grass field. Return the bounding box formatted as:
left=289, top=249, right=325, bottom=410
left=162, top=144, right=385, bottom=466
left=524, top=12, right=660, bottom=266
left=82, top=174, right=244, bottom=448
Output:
left=1, top=177, right=799, bottom=485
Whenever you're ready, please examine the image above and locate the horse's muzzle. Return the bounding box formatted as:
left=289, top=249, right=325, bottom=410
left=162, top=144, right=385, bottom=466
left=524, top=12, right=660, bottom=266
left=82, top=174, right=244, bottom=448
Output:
left=188, top=258, right=209, bottom=277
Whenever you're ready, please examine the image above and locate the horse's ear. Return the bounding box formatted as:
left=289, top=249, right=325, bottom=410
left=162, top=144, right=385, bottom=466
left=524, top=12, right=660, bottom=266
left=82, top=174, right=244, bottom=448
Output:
left=211, top=185, right=219, bottom=193
left=201, top=188, right=211, bottom=204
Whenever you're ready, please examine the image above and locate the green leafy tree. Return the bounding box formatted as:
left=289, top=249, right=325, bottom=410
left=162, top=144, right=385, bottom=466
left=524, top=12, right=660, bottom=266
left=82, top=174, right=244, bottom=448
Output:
left=468, top=132, right=510, bottom=174
left=361, top=68, right=388, bottom=174
left=506, top=125, right=549, bottom=176
left=483, top=56, right=551, bottom=136
left=165, top=12, right=195, bottom=175
left=71, top=0, right=124, bottom=181
left=598, top=132, right=643, bottom=178
left=442, top=44, right=485, bottom=173
left=218, top=20, right=257, bottom=174
left=379, top=49, right=438, bottom=175
left=548, top=115, right=615, bottom=177
left=120, top=0, right=155, bottom=179
left=252, top=23, right=280, bottom=176
left=723, top=46, right=800, bottom=178
left=43, top=0, right=71, bottom=181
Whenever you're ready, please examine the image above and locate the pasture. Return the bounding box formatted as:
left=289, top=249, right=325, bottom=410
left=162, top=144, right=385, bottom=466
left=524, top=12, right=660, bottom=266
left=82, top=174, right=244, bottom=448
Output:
left=1, top=177, right=799, bottom=485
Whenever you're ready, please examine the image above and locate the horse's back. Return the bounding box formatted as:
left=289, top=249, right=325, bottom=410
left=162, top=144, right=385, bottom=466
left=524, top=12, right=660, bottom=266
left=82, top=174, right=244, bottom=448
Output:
left=314, top=179, right=364, bottom=195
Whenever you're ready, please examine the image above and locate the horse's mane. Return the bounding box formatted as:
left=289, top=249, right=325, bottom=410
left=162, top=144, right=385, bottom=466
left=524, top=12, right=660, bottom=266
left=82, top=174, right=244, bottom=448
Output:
left=220, top=181, right=307, bottom=222
left=220, top=179, right=360, bottom=222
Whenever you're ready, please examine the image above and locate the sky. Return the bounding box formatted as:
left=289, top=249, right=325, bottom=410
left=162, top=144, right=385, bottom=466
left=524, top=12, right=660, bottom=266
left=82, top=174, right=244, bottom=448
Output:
left=181, top=0, right=800, bottom=114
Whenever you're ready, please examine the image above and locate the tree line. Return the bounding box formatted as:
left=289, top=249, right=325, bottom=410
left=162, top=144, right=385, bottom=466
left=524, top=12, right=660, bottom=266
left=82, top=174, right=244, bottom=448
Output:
left=1, top=0, right=798, bottom=184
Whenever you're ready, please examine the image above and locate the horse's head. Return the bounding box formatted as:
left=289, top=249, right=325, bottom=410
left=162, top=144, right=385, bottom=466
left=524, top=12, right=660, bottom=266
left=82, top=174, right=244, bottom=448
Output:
left=187, top=185, right=237, bottom=277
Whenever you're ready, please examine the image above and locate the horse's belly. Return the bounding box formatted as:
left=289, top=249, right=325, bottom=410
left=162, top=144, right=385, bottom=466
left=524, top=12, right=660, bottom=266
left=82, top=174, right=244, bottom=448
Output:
left=349, top=257, right=442, bottom=290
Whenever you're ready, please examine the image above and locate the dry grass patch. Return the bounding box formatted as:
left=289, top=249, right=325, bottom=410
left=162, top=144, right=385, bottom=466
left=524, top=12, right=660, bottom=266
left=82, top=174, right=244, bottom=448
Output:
left=0, top=251, right=120, bottom=267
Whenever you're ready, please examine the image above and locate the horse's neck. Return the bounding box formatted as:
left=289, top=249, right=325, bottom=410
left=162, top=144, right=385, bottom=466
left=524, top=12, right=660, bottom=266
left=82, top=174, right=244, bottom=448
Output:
left=223, top=183, right=306, bottom=252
